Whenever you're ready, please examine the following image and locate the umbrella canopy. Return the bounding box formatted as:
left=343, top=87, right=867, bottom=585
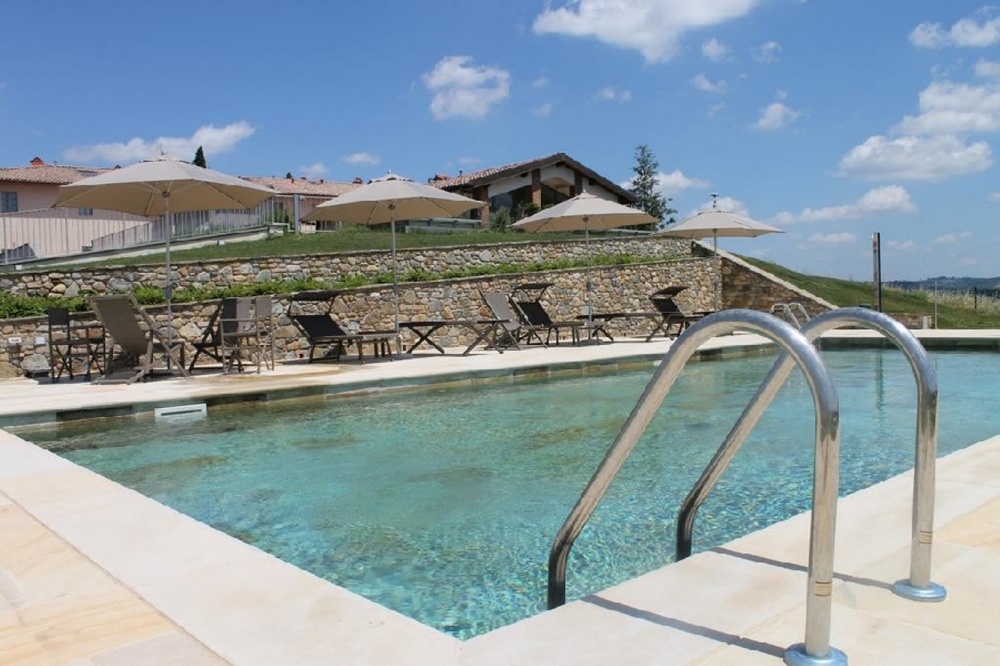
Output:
left=303, top=173, right=486, bottom=345
left=54, top=154, right=274, bottom=215
left=655, top=197, right=782, bottom=253
left=304, top=173, right=487, bottom=224
left=509, top=192, right=655, bottom=233
left=55, top=155, right=275, bottom=349
left=511, top=193, right=655, bottom=318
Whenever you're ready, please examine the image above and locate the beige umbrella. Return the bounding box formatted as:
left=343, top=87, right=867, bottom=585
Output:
left=654, top=195, right=783, bottom=253
left=303, top=173, right=486, bottom=339
left=510, top=192, right=656, bottom=317
left=55, top=154, right=274, bottom=344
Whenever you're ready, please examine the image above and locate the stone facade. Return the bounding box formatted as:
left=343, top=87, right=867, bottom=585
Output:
left=0, top=238, right=842, bottom=369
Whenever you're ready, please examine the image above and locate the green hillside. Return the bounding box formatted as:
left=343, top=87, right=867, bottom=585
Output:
left=743, top=257, right=1000, bottom=329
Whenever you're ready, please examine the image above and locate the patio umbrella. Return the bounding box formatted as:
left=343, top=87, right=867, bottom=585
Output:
left=54, top=154, right=274, bottom=345
left=303, top=173, right=486, bottom=342
left=510, top=192, right=656, bottom=318
left=654, top=195, right=783, bottom=253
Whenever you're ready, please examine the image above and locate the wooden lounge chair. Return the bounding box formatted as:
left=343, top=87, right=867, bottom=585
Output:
left=187, top=297, right=250, bottom=372
left=510, top=282, right=606, bottom=345
left=648, top=287, right=706, bottom=338
left=290, top=313, right=393, bottom=363
left=480, top=290, right=540, bottom=349
left=89, top=294, right=189, bottom=384
left=47, top=307, right=104, bottom=382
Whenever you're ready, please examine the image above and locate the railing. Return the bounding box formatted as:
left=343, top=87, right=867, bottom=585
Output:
left=676, top=308, right=946, bottom=602
left=770, top=302, right=811, bottom=328
left=0, top=197, right=285, bottom=265
left=547, top=309, right=846, bottom=665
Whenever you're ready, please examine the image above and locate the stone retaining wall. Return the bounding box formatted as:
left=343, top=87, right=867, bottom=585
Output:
left=0, top=237, right=691, bottom=299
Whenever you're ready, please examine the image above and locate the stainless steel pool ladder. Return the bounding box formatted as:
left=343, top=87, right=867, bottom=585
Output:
left=676, top=308, right=946, bottom=605
left=770, top=302, right=811, bottom=328
left=547, top=309, right=847, bottom=665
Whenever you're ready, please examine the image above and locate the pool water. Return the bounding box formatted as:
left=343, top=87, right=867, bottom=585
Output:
left=29, top=349, right=1000, bottom=638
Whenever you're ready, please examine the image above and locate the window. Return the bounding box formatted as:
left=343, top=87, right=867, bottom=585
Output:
left=78, top=208, right=94, bottom=216
left=0, top=192, right=17, bottom=213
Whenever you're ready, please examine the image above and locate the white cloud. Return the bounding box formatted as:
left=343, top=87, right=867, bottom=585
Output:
left=342, top=152, right=379, bottom=165
left=63, top=121, right=255, bottom=165
left=656, top=170, right=710, bottom=196
left=299, top=163, right=327, bottom=179
left=933, top=231, right=972, bottom=243
left=910, top=8, right=1000, bottom=48
left=691, top=73, right=726, bottom=94
left=838, top=134, right=992, bottom=181
left=975, top=59, right=1000, bottom=79
left=753, top=101, right=799, bottom=130
left=457, top=156, right=480, bottom=166
left=989, top=192, right=1000, bottom=201
left=620, top=169, right=709, bottom=198
left=894, top=77, right=1000, bottom=135
left=533, top=76, right=550, bottom=88
left=422, top=56, right=510, bottom=120
left=887, top=239, right=916, bottom=250
left=532, top=0, right=760, bottom=63
left=702, top=38, right=729, bottom=61
left=535, top=102, right=554, bottom=116
left=807, top=232, right=857, bottom=245
left=597, top=86, right=632, bottom=102
left=776, top=185, right=917, bottom=223
left=707, top=102, right=726, bottom=116
left=754, top=40, right=781, bottom=63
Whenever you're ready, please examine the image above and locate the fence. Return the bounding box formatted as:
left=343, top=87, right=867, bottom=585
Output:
left=0, top=197, right=285, bottom=265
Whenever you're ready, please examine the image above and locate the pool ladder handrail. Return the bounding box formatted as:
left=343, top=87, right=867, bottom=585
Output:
left=770, top=302, right=811, bottom=328
left=547, top=309, right=847, bottom=665
left=676, top=307, right=946, bottom=604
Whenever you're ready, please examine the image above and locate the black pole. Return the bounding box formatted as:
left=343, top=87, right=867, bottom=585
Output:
left=872, top=232, right=882, bottom=312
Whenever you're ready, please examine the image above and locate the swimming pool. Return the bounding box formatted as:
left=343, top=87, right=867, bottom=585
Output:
left=27, top=349, right=1000, bottom=638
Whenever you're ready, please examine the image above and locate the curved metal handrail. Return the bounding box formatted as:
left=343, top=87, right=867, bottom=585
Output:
left=547, top=309, right=845, bottom=664
left=676, top=307, right=946, bottom=602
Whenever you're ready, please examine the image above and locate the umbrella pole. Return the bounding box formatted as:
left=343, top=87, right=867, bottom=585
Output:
left=389, top=205, right=401, bottom=355
left=163, top=191, right=173, bottom=353
left=584, top=219, right=593, bottom=322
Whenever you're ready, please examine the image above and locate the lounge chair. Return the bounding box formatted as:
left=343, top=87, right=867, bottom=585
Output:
left=47, top=307, right=105, bottom=382
left=479, top=290, right=538, bottom=350
left=510, top=282, right=607, bottom=345
left=89, top=294, right=189, bottom=384
left=187, top=297, right=249, bottom=372
left=648, top=287, right=706, bottom=338
left=290, top=313, right=393, bottom=363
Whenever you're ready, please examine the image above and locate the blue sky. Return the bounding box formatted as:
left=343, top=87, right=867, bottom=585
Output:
left=3, top=1, right=1000, bottom=281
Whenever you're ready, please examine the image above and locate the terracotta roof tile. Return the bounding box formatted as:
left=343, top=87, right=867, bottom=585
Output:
left=243, top=177, right=360, bottom=197
left=428, top=152, right=637, bottom=202
left=0, top=164, right=112, bottom=185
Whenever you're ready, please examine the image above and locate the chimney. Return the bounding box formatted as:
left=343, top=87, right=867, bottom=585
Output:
left=30, top=157, right=44, bottom=167
left=352, top=177, right=363, bottom=184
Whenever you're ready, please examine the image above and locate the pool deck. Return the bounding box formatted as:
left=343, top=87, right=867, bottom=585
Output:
left=1, top=330, right=999, bottom=664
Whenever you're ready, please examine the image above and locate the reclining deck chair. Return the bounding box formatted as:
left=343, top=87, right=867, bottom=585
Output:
left=479, top=290, right=538, bottom=350
left=649, top=287, right=705, bottom=338
left=90, top=294, right=189, bottom=384
left=510, top=282, right=605, bottom=345
left=187, top=297, right=251, bottom=372
left=290, top=313, right=393, bottom=363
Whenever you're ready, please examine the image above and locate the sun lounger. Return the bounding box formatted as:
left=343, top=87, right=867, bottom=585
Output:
left=89, top=294, right=189, bottom=384
left=510, top=282, right=608, bottom=345
left=290, top=313, right=394, bottom=363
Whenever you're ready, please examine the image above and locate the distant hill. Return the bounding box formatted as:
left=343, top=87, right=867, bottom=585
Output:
left=889, top=276, right=1000, bottom=292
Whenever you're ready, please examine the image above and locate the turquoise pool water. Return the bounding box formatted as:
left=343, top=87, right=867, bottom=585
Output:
left=29, top=349, right=1000, bottom=638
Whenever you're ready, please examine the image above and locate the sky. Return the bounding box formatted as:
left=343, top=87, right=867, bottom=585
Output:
left=3, top=1, right=1000, bottom=281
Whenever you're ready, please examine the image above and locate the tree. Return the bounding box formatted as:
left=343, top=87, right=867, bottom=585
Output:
left=192, top=146, right=207, bottom=168
left=628, top=144, right=675, bottom=228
